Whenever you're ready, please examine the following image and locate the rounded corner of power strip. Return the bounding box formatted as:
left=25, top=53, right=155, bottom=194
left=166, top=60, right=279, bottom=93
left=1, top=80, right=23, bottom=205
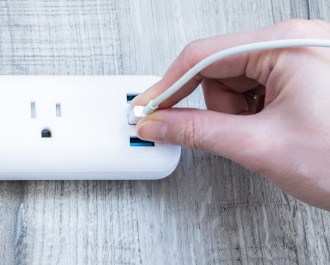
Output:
left=159, top=145, right=181, bottom=179
left=128, top=144, right=181, bottom=180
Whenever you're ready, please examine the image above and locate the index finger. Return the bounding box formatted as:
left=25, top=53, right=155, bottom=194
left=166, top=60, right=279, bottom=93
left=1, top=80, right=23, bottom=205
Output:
left=130, top=20, right=318, bottom=109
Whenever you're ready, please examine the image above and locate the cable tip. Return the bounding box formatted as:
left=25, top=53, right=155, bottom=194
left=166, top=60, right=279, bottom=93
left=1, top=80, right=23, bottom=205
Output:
left=128, top=106, right=146, bottom=125
left=143, top=100, right=158, bottom=115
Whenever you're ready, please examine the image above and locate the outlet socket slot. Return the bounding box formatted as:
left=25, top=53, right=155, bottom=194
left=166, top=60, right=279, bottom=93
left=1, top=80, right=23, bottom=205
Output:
left=41, top=128, right=52, bottom=138
left=56, top=103, right=61, bottom=117
left=127, top=94, right=139, bottom=103
left=130, top=137, right=154, bottom=147
left=31, top=102, right=36, bottom=119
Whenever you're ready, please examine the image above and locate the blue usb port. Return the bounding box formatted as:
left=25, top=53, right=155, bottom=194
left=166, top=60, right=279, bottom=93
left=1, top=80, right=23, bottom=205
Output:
left=130, top=137, right=154, bottom=147
left=127, top=94, right=139, bottom=103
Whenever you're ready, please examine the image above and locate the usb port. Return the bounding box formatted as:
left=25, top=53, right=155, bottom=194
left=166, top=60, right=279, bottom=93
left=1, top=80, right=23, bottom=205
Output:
left=127, top=94, right=139, bottom=103
left=130, top=137, right=154, bottom=147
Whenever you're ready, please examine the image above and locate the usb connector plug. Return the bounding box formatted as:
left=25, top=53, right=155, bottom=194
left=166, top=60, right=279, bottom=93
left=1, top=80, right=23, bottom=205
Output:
left=128, top=106, right=146, bottom=125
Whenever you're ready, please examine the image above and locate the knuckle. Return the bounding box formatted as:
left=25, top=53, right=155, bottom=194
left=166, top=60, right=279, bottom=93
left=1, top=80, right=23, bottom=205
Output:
left=280, top=19, right=327, bottom=38
left=180, top=39, right=203, bottom=69
left=283, top=19, right=311, bottom=36
left=272, top=19, right=330, bottom=59
left=178, top=113, right=203, bottom=150
left=309, top=19, right=330, bottom=37
left=310, top=19, right=330, bottom=26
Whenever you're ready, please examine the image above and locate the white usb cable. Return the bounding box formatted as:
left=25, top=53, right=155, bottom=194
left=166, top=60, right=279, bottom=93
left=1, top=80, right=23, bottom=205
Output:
left=128, top=39, right=330, bottom=125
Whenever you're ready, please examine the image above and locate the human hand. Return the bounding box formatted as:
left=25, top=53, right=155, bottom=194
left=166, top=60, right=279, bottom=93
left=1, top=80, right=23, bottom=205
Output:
left=131, top=19, right=330, bottom=211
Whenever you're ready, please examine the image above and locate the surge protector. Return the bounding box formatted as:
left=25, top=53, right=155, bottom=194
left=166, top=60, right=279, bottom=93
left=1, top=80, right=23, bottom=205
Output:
left=0, top=76, right=181, bottom=180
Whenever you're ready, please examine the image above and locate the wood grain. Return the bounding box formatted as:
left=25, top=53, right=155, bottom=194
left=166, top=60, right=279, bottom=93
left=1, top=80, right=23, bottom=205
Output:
left=0, top=0, right=329, bottom=264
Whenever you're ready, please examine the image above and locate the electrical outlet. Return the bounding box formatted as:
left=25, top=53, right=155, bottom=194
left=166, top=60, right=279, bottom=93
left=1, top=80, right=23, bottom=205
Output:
left=0, top=76, right=181, bottom=180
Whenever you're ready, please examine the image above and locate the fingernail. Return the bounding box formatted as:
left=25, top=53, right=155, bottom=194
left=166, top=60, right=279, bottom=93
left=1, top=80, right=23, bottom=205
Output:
left=137, top=121, right=167, bottom=142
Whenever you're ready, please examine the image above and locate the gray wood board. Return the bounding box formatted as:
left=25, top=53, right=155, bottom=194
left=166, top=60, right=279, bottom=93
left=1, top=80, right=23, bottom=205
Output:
left=0, top=0, right=329, bottom=264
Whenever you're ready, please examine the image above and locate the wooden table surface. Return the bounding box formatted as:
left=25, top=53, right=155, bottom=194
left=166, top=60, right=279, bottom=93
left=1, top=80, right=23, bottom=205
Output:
left=0, top=1, right=329, bottom=264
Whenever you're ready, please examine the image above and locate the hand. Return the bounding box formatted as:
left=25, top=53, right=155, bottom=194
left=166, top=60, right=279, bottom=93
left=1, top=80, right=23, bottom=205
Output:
left=131, top=19, right=330, bottom=211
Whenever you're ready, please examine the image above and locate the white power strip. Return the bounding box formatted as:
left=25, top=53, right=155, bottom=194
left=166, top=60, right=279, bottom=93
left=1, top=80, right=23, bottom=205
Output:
left=0, top=76, right=181, bottom=180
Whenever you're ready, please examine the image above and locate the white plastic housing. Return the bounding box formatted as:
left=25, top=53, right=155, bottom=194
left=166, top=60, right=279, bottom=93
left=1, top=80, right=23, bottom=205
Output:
left=0, top=75, right=181, bottom=180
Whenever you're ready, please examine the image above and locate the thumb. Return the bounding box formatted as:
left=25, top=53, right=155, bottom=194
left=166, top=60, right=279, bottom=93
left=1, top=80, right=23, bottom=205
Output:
left=137, top=108, right=269, bottom=171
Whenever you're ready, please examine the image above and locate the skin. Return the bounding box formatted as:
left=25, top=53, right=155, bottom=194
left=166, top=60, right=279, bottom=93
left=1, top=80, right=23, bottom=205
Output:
left=131, top=19, right=330, bottom=211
